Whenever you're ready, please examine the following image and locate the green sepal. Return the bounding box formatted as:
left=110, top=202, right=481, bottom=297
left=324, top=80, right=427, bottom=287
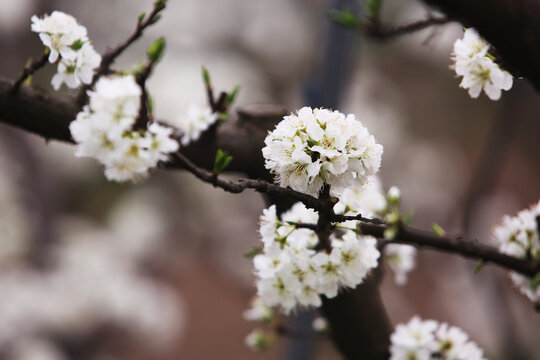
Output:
left=244, top=247, right=263, bottom=259
left=71, top=39, right=85, bottom=51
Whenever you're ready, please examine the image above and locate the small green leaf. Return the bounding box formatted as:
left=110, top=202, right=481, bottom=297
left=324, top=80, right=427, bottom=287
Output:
left=213, top=149, right=233, bottom=174
left=432, top=223, right=446, bottom=237
left=365, top=0, right=382, bottom=18
left=138, top=12, right=146, bottom=24
left=71, top=39, right=85, bottom=51
left=154, top=0, right=167, bottom=9
left=147, top=37, right=166, bottom=63
left=244, top=247, right=263, bottom=259
left=202, top=66, right=211, bottom=87
left=474, top=260, right=484, bottom=274
left=226, top=85, right=240, bottom=104
left=151, top=14, right=162, bottom=24
left=328, top=9, right=359, bottom=28
left=306, top=139, right=316, bottom=147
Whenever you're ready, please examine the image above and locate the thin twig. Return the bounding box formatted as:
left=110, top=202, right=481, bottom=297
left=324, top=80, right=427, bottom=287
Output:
left=172, top=150, right=540, bottom=278
left=170, top=151, right=336, bottom=212
left=11, top=52, right=49, bottom=94
left=371, top=223, right=540, bottom=277
left=77, top=1, right=166, bottom=105
left=360, top=16, right=452, bottom=40
left=134, top=61, right=155, bottom=129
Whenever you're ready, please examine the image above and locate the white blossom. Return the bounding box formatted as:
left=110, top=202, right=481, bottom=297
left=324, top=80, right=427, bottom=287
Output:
left=31, top=11, right=101, bottom=90
left=262, top=107, right=383, bottom=200
left=390, top=316, right=486, bottom=360
left=492, top=200, right=540, bottom=302
left=31, top=11, right=87, bottom=63
left=70, top=75, right=179, bottom=182
left=244, top=328, right=273, bottom=351
left=51, top=43, right=101, bottom=90
left=384, top=244, right=417, bottom=286
left=333, top=177, right=387, bottom=217
left=252, top=202, right=380, bottom=313
left=312, top=317, right=329, bottom=332
left=243, top=297, right=274, bottom=323
left=452, top=28, right=512, bottom=101
left=170, top=103, right=218, bottom=146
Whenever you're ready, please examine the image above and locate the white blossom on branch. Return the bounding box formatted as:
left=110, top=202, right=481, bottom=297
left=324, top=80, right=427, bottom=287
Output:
left=70, top=75, right=179, bottom=182
left=493, top=200, right=540, bottom=302
left=31, top=11, right=101, bottom=90
left=451, top=28, right=512, bottom=101
left=390, top=316, right=486, bottom=360
left=253, top=202, right=380, bottom=314
left=167, top=103, right=218, bottom=146
left=262, top=107, right=383, bottom=201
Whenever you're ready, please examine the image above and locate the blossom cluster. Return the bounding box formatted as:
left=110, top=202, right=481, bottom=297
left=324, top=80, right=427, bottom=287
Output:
left=31, top=11, right=101, bottom=90
left=70, top=75, right=179, bottom=181
left=262, top=107, right=383, bottom=200
left=492, top=200, right=540, bottom=302
left=390, top=316, right=486, bottom=360
left=452, top=28, right=512, bottom=101
left=334, top=180, right=417, bottom=285
left=167, top=103, right=218, bottom=146
left=253, top=202, right=380, bottom=313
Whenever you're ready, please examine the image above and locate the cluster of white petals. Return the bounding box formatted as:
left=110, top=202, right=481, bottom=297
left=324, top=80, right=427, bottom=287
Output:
left=168, top=103, right=218, bottom=146
left=493, top=200, right=540, bottom=302
left=383, top=244, right=417, bottom=286
left=452, top=28, right=512, bottom=101
left=262, top=107, right=383, bottom=200
left=390, top=316, right=486, bottom=360
left=333, top=179, right=417, bottom=285
left=31, top=11, right=101, bottom=90
left=253, top=202, right=380, bottom=314
left=243, top=296, right=274, bottom=323
left=333, top=178, right=387, bottom=217
left=70, top=75, right=179, bottom=182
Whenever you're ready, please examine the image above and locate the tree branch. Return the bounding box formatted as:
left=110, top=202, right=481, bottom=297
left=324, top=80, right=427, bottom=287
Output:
left=1, top=74, right=537, bottom=279
left=360, top=16, right=452, bottom=40
left=77, top=0, right=167, bottom=105
left=11, top=52, right=49, bottom=94
left=173, top=148, right=540, bottom=278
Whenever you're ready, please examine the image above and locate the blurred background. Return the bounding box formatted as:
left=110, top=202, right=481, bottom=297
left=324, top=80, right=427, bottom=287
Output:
left=0, top=0, right=540, bottom=359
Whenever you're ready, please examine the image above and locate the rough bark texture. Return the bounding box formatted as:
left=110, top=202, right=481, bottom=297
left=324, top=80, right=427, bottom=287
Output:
left=0, top=78, right=76, bottom=143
